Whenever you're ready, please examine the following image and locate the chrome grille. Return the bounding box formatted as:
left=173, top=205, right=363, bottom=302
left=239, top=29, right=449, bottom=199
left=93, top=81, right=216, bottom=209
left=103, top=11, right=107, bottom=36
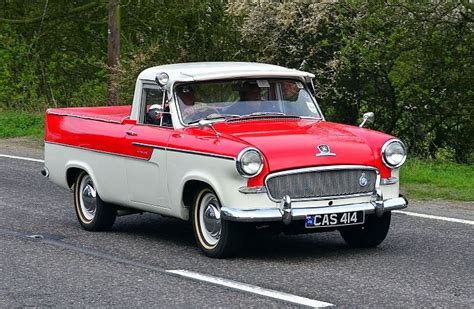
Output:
left=266, top=168, right=377, bottom=201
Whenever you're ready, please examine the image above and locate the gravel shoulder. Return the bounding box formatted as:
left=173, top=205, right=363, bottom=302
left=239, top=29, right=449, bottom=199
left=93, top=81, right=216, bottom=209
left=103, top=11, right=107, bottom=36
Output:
left=0, top=137, right=44, bottom=159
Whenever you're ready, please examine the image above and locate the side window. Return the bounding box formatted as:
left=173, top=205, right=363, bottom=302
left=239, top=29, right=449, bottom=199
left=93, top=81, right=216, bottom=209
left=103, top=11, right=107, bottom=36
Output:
left=141, top=86, right=172, bottom=127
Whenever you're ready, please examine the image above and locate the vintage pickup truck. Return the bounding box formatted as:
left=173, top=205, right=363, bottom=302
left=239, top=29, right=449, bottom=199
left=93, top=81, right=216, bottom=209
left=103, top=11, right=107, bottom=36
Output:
left=43, top=62, right=408, bottom=257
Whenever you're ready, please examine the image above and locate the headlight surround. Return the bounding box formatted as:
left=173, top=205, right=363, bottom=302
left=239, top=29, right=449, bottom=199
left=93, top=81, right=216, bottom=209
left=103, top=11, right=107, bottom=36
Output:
left=381, top=139, right=407, bottom=168
left=236, top=147, right=264, bottom=178
left=155, top=72, right=169, bottom=86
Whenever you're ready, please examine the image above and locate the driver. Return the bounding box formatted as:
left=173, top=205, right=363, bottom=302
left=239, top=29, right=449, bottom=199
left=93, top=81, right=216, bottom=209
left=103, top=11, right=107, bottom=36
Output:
left=239, top=82, right=262, bottom=102
left=236, top=81, right=262, bottom=114
left=178, top=86, right=199, bottom=123
left=178, top=86, right=212, bottom=123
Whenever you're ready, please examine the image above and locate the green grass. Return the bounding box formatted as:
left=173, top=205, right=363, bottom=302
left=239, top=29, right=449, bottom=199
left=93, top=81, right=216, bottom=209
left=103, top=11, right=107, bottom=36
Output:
left=0, top=111, right=44, bottom=140
left=401, top=159, right=474, bottom=201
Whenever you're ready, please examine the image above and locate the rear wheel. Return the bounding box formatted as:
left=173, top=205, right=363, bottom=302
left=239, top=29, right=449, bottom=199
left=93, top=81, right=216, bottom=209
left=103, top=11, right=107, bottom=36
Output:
left=192, top=188, right=242, bottom=258
left=340, top=212, right=391, bottom=248
left=73, top=171, right=116, bottom=231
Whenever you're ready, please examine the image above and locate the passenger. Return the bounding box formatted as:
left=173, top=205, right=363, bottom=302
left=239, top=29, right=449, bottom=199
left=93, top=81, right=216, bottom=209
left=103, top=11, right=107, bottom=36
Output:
left=234, top=81, right=263, bottom=115
left=282, top=81, right=300, bottom=101
left=239, top=82, right=262, bottom=102
left=146, top=104, right=163, bottom=125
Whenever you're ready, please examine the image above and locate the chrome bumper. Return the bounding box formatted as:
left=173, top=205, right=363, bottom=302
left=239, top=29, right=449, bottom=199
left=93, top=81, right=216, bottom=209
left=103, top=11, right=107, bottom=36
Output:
left=221, top=196, right=408, bottom=224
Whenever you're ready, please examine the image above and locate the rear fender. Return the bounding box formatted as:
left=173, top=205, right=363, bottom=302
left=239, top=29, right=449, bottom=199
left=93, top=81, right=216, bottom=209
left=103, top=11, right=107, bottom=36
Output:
left=65, top=160, right=102, bottom=195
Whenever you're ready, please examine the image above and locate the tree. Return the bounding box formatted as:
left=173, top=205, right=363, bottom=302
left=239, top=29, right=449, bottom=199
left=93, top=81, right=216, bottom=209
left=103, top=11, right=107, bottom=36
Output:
left=229, top=0, right=474, bottom=162
left=107, top=0, right=120, bottom=106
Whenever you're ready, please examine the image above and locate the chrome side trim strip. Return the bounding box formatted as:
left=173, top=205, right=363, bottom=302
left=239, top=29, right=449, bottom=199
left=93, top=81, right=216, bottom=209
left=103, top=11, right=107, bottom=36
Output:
left=45, top=141, right=149, bottom=161
left=264, top=165, right=380, bottom=202
left=47, top=111, right=126, bottom=124
left=132, top=142, right=166, bottom=151
left=316, top=153, right=336, bottom=157
left=238, top=186, right=267, bottom=194
left=132, top=142, right=235, bottom=161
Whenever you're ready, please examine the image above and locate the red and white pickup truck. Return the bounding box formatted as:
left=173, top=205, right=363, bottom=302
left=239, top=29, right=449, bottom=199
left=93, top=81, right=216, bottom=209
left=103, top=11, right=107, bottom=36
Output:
left=43, top=62, right=408, bottom=258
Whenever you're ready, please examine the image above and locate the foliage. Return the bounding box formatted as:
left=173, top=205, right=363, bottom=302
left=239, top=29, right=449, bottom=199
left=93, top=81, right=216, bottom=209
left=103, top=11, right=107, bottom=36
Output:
left=0, top=0, right=473, bottom=162
left=229, top=0, right=474, bottom=163
left=0, top=111, right=44, bottom=139
left=400, top=159, right=474, bottom=201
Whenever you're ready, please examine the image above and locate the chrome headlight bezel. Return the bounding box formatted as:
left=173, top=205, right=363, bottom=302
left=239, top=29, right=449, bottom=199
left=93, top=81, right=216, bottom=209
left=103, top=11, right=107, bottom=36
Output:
left=155, top=72, right=169, bottom=86
left=236, top=147, right=264, bottom=178
left=381, top=139, right=407, bottom=168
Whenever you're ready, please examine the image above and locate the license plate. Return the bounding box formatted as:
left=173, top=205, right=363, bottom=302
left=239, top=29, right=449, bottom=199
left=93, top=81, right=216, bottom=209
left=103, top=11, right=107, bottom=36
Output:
left=305, top=211, right=365, bottom=228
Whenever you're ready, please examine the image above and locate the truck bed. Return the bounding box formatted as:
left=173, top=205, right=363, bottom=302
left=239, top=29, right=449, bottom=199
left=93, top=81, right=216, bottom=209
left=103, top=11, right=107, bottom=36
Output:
left=47, top=105, right=132, bottom=124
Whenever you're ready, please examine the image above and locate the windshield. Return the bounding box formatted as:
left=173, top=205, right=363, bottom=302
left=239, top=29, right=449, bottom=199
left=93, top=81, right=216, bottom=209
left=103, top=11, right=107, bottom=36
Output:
left=175, top=79, right=322, bottom=124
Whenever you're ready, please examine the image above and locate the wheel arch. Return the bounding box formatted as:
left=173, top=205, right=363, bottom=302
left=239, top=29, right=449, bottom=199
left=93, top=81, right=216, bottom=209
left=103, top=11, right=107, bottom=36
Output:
left=180, top=175, right=221, bottom=221
left=65, top=161, right=102, bottom=194
left=182, top=180, right=216, bottom=208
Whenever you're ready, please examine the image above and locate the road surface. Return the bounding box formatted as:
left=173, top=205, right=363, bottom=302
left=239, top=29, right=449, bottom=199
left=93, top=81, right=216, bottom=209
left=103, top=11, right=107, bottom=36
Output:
left=1, top=140, right=473, bottom=307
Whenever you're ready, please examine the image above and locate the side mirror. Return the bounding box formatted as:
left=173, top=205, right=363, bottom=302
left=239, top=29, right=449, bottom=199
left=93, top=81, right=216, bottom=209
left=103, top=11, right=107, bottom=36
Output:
left=146, top=104, right=164, bottom=125
left=359, top=112, right=374, bottom=128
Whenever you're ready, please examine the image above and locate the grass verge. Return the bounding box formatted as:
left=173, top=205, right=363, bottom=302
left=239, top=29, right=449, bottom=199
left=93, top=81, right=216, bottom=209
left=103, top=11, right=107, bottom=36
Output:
left=0, top=111, right=44, bottom=140
left=401, top=159, right=474, bottom=201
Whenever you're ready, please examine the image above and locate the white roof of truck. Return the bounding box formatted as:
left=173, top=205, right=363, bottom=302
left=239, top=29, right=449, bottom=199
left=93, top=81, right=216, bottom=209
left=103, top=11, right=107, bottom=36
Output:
left=138, top=62, right=315, bottom=83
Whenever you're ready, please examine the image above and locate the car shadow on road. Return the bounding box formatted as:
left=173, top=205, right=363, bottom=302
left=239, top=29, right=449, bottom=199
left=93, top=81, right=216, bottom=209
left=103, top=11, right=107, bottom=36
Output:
left=112, top=214, right=194, bottom=241
left=109, top=214, right=386, bottom=261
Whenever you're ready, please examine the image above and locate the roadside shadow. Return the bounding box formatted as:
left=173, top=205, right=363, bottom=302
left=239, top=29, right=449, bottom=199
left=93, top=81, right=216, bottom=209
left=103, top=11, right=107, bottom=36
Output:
left=111, top=213, right=196, bottom=247
left=109, top=213, right=388, bottom=261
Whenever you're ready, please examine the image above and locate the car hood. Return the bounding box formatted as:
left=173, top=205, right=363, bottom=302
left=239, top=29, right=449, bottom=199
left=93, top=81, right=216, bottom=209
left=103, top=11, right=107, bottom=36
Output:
left=214, top=119, right=378, bottom=172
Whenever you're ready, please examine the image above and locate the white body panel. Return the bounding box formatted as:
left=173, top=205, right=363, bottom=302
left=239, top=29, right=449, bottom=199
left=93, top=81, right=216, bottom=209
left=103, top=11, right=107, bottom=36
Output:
left=46, top=143, right=399, bottom=222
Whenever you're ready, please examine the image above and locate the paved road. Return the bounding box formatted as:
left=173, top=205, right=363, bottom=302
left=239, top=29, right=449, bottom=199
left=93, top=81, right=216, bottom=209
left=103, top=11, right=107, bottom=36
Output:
left=1, top=141, right=473, bottom=307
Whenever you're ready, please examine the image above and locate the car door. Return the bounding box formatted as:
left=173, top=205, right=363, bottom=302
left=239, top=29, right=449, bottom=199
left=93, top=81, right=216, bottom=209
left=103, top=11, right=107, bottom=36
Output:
left=124, top=84, right=173, bottom=209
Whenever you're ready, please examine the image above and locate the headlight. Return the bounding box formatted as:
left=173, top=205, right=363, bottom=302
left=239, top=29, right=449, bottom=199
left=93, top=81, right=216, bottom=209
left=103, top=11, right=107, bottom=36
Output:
left=381, top=139, right=407, bottom=168
left=236, top=147, right=264, bottom=178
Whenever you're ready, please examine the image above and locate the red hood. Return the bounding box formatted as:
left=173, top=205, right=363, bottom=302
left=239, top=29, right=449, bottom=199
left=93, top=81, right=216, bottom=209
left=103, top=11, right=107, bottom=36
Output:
left=214, top=119, right=386, bottom=172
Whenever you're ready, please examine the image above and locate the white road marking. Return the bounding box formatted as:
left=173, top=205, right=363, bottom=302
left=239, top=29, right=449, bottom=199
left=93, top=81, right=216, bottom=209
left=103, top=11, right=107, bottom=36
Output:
left=167, top=269, right=333, bottom=308
left=0, top=154, right=44, bottom=163
left=394, top=210, right=474, bottom=225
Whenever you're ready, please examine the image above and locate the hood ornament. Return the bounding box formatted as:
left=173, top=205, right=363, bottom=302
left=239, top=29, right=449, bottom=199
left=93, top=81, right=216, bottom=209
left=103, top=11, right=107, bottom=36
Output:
left=316, top=144, right=336, bottom=157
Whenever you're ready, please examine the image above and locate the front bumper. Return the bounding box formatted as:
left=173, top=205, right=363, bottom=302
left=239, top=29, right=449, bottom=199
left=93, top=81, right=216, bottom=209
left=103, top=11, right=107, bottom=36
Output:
left=221, top=195, right=408, bottom=224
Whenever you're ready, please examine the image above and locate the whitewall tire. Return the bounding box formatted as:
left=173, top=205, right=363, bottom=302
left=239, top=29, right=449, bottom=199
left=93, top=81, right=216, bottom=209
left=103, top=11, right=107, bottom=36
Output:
left=74, top=171, right=116, bottom=231
left=192, top=188, right=242, bottom=258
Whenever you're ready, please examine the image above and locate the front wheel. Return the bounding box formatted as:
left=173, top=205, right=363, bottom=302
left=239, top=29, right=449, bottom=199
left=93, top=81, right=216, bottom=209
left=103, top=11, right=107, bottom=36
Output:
left=339, top=211, right=391, bottom=248
left=192, top=188, right=243, bottom=258
left=74, top=171, right=116, bottom=231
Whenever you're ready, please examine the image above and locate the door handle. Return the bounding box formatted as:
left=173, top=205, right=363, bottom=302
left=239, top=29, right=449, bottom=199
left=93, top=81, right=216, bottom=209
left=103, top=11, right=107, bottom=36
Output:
left=126, top=130, right=137, bottom=136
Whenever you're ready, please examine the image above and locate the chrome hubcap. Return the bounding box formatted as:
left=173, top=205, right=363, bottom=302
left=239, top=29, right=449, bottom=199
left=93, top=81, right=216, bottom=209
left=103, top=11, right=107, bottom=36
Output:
left=80, top=175, right=97, bottom=221
left=199, top=193, right=222, bottom=246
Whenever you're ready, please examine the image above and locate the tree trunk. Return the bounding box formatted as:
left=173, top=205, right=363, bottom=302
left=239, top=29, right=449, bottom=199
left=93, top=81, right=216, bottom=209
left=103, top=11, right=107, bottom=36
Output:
left=107, top=0, right=120, bottom=106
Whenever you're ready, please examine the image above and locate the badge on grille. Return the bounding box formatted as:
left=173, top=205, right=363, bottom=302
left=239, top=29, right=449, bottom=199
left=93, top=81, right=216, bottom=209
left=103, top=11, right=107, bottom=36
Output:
left=316, top=144, right=336, bottom=157
left=359, top=172, right=368, bottom=187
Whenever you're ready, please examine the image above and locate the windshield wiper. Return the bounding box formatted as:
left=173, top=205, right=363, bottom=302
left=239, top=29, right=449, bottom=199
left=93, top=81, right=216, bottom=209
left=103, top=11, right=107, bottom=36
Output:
left=243, top=112, right=301, bottom=119
left=247, top=112, right=287, bottom=116
left=188, top=113, right=241, bottom=125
